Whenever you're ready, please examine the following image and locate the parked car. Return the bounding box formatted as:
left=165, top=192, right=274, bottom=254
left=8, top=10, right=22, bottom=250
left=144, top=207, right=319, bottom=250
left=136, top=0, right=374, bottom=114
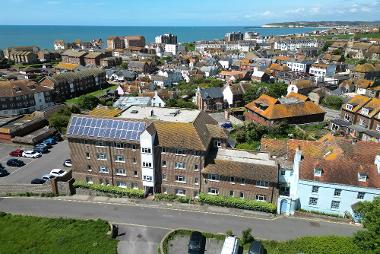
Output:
left=43, top=137, right=57, bottom=145
left=6, top=159, right=25, bottom=167
left=63, top=159, right=72, bottom=167
left=188, top=231, right=206, bottom=254
left=31, top=178, right=46, bottom=184
left=0, top=168, right=9, bottom=177
left=49, top=169, right=67, bottom=178
left=22, top=150, right=42, bottom=158
left=9, top=149, right=23, bottom=157
left=42, top=174, right=55, bottom=182
left=33, top=146, right=49, bottom=154
left=35, top=142, right=52, bottom=149
left=248, top=241, right=265, bottom=254
left=0, top=163, right=4, bottom=169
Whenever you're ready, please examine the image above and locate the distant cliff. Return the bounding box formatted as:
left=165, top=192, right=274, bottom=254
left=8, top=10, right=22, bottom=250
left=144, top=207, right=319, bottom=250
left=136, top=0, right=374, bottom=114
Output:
left=263, top=21, right=380, bottom=28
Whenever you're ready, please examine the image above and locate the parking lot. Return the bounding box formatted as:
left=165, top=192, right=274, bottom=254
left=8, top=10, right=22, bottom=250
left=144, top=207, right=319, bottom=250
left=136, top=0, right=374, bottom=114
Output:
left=0, top=140, right=70, bottom=184
left=169, top=234, right=224, bottom=254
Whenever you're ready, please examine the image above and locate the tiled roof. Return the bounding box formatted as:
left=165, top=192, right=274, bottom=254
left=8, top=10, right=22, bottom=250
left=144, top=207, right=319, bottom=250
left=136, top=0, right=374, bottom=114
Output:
left=199, top=87, right=223, bottom=99
left=246, top=94, right=325, bottom=120
left=0, top=80, right=51, bottom=97
left=203, top=159, right=278, bottom=181
left=88, top=106, right=123, bottom=118
left=355, top=79, right=374, bottom=89
left=359, top=98, right=380, bottom=118
left=286, top=92, right=309, bottom=102
left=344, top=95, right=371, bottom=113
left=354, top=63, right=380, bottom=73
left=62, top=50, right=87, bottom=58
left=55, top=62, right=80, bottom=71
left=260, top=138, right=288, bottom=157
left=292, top=79, right=314, bottom=89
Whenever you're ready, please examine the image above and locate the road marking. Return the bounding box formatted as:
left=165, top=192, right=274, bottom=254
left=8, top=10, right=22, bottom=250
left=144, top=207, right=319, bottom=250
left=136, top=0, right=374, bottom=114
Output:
left=113, top=222, right=173, bottom=231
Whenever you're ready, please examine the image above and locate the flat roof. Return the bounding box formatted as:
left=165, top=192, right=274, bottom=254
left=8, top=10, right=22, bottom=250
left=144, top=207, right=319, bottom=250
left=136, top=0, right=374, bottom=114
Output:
left=118, top=106, right=201, bottom=123
left=216, top=148, right=277, bottom=166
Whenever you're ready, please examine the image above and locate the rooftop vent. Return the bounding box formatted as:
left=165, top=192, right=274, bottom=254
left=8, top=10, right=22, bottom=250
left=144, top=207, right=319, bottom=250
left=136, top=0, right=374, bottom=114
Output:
left=131, top=110, right=139, bottom=114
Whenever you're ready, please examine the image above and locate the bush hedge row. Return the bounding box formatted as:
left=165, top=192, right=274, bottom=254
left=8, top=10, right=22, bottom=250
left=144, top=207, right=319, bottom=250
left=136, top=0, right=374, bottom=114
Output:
left=154, top=193, right=191, bottom=203
left=198, top=193, right=277, bottom=213
left=74, top=181, right=145, bottom=199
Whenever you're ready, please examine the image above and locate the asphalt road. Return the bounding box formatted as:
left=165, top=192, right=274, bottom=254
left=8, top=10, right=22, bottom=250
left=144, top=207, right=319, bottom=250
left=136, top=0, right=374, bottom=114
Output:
left=0, top=197, right=360, bottom=242
left=0, top=140, right=70, bottom=184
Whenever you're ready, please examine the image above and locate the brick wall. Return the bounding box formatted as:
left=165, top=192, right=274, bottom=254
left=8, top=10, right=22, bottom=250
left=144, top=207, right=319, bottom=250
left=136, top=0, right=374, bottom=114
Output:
left=0, top=184, right=52, bottom=196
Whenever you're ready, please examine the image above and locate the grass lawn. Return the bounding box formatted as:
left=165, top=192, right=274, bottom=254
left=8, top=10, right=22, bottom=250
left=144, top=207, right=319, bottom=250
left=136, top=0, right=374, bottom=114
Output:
left=261, top=236, right=366, bottom=254
left=65, top=84, right=118, bottom=105
left=0, top=213, right=117, bottom=254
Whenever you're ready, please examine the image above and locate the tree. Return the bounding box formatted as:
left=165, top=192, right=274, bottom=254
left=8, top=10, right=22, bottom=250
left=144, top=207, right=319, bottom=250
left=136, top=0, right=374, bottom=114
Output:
left=353, top=197, right=380, bottom=253
left=48, top=106, right=80, bottom=133
left=119, top=62, right=128, bottom=69
left=77, top=95, right=100, bottom=110
left=321, top=96, right=344, bottom=110
left=241, top=228, right=254, bottom=245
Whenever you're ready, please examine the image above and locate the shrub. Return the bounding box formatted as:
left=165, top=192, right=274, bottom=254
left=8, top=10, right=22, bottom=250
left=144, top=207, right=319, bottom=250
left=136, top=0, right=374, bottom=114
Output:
left=198, top=193, right=277, bottom=213
left=154, top=193, right=191, bottom=203
left=225, top=229, right=233, bottom=236
left=321, top=96, right=344, bottom=110
left=74, top=181, right=144, bottom=199
left=241, top=228, right=254, bottom=245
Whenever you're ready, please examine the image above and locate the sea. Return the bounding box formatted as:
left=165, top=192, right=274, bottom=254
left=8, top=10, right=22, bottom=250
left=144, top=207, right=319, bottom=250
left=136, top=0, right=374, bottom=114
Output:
left=0, top=25, right=319, bottom=50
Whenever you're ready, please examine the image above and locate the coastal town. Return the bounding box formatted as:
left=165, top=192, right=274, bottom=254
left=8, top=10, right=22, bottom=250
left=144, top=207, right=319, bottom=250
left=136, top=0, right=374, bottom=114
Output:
left=0, top=21, right=380, bottom=254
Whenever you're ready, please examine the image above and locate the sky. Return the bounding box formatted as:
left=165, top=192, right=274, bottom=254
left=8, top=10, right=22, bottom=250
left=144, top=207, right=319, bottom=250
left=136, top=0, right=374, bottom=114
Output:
left=1, top=0, right=380, bottom=26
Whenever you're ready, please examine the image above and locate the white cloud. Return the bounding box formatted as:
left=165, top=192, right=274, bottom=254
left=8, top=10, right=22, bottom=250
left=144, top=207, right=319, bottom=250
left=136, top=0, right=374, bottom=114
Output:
left=285, top=8, right=305, bottom=14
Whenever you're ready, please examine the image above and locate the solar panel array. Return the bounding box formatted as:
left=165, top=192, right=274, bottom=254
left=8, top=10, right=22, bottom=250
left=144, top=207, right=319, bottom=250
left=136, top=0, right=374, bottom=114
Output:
left=67, top=116, right=146, bottom=141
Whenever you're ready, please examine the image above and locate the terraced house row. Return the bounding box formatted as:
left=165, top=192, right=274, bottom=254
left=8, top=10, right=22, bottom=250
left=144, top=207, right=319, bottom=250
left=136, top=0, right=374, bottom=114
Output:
left=66, top=107, right=279, bottom=203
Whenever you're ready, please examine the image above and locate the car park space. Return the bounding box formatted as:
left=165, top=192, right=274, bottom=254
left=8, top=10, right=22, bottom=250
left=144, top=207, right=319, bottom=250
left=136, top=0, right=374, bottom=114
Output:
left=0, top=139, right=70, bottom=184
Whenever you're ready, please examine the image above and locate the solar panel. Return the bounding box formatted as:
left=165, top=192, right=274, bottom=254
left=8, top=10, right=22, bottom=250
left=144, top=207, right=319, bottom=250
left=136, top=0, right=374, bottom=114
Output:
left=67, top=116, right=145, bottom=141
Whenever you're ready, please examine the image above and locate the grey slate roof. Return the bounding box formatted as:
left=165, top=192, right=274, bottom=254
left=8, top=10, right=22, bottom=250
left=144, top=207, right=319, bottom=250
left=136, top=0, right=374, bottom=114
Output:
left=200, top=87, right=223, bottom=99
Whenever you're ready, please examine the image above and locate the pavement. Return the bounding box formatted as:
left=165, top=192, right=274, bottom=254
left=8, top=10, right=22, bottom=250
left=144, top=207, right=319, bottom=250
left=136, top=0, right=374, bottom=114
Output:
left=170, top=235, right=223, bottom=254
left=321, top=106, right=341, bottom=121
left=0, top=140, right=70, bottom=184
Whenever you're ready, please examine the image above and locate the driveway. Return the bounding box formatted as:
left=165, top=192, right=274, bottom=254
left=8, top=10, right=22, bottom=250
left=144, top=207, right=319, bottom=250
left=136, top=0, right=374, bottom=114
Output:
left=0, top=140, right=70, bottom=184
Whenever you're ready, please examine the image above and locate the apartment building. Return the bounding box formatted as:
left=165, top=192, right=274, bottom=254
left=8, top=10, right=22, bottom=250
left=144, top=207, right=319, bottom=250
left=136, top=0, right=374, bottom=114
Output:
left=61, top=50, right=87, bottom=66
left=0, top=80, right=54, bottom=116
left=107, top=36, right=125, bottom=50
left=155, top=34, right=178, bottom=44
left=124, top=36, right=146, bottom=50
left=67, top=107, right=281, bottom=201
left=39, top=68, right=106, bottom=100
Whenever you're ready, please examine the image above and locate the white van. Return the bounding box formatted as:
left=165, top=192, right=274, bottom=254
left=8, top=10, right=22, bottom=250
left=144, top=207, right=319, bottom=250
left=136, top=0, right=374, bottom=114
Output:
left=220, top=236, right=240, bottom=254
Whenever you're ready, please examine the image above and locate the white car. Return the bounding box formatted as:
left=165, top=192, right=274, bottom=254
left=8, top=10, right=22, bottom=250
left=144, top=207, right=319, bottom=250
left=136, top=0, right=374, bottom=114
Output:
left=22, top=150, right=42, bottom=158
left=49, top=169, right=67, bottom=178
left=42, top=174, right=55, bottom=181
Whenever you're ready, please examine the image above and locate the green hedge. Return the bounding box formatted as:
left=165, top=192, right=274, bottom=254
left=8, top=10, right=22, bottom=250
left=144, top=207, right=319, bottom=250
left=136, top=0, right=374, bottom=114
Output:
left=198, top=193, right=277, bottom=213
left=154, top=193, right=191, bottom=203
left=74, top=181, right=145, bottom=199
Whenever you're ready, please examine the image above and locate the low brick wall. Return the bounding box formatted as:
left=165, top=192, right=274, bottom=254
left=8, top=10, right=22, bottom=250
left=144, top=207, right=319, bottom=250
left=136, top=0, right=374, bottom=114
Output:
left=0, top=184, right=52, bottom=196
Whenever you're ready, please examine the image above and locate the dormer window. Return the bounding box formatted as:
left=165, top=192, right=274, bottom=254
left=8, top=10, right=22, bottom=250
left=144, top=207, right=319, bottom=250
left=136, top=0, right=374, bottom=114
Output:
left=314, top=168, right=323, bottom=177
left=346, top=104, right=353, bottom=111
left=361, top=108, right=370, bottom=116
left=358, top=173, right=368, bottom=182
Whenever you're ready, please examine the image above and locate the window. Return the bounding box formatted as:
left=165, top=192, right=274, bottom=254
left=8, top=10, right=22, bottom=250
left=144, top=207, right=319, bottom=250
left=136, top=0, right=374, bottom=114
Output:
left=361, top=108, right=370, bottom=116
left=175, top=162, right=185, bottom=169
left=312, top=186, right=319, bottom=193
left=114, top=155, right=125, bottom=162
left=193, top=191, right=199, bottom=198
left=229, top=177, right=235, bottom=183
left=162, top=174, right=167, bottom=181
left=162, top=160, right=167, bottom=167
left=99, top=166, right=109, bottom=174
left=344, top=113, right=351, bottom=122
left=345, top=104, right=353, bottom=111
left=175, top=189, right=186, bottom=196
left=116, top=181, right=126, bottom=188
left=87, top=165, right=92, bottom=172
left=358, top=173, right=368, bottom=182
left=96, top=153, right=107, bottom=160
left=309, top=197, right=318, bottom=206
left=142, top=147, right=151, bottom=153
left=85, top=152, right=90, bottom=159
left=240, top=178, right=246, bottom=185
left=214, top=140, right=222, bottom=148
left=115, top=142, right=124, bottom=149
left=208, top=188, right=219, bottom=195
left=131, top=144, right=137, bottom=150
left=176, top=149, right=185, bottom=155
left=281, top=170, right=286, bottom=176
left=240, top=192, right=245, bottom=198
left=85, top=176, right=93, bottom=184
left=162, top=147, right=167, bottom=153
left=116, top=168, right=126, bottom=176
left=208, top=174, right=220, bottom=181
left=256, top=195, right=266, bottom=201
left=175, top=175, right=186, bottom=183
left=331, top=201, right=340, bottom=210
left=143, top=175, right=153, bottom=182
left=314, top=168, right=322, bottom=177
left=162, top=187, right=167, bottom=194
left=194, top=177, right=199, bottom=185
left=95, top=141, right=106, bottom=147
left=334, top=189, right=342, bottom=197
left=194, top=164, right=199, bottom=171
left=133, top=157, right=137, bottom=164
left=376, top=124, right=380, bottom=132
left=256, top=180, right=269, bottom=188
left=357, top=192, right=365, bottom=199
left=143, top=162, right=152, bottom=168
left=229, top=190, right=234, bottom=197
left=134, top=171, right=138, bottom=177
